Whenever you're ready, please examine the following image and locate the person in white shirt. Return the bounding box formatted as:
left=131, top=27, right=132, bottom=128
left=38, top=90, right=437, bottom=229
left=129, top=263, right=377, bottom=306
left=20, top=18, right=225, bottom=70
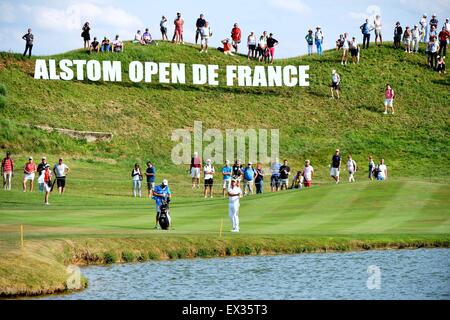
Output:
left=302, top=160, right=314, bottom=187
left=134, top=30, right=145, bottom=45
left=112, top=35, right=123, bottom=52
left=247, top=31, right=257, bottom=60
left=350, top=37, right=360, bottom=64
left=131, top=163, right=142, bottom=197
left=53, top=158, right=70, bottom=194
left=200, top=21, right=212, bottom=53
left=341, top=32, right=349, bottom=65
left=374, top=15, right=383, bottom=46
left=228, top=179, right=243, bottom=232
left=330, top=70, right=341, bottom=99
left=411, top=25, right=420, bottom=53
left=420, top=14, right=428, bottom=43
left=203, top=159, right=215, bottom=198
left=376, top=158, right=388, bottom=181
left=347, top=155, right=357, bottom=183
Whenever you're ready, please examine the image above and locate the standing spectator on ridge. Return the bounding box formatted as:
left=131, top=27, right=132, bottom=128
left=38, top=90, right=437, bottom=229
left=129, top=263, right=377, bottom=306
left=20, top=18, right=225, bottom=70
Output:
left=305, top=29, right=314, bottom=55
left=429, top=25, right=438, bottom=41
left=81, top=22, right=91, bottom=49
left=228, top=179, right=242, bottom=232
left=172, top=12, right=184, bottom=44
left=330, top=149, right=341, bottom=184
left=376, top=158, right=388, bottom=181
left=257, top=32, right=268, bottom=61
left=112, top=35, right=124, bottom=52
left=438, top=26, right=449, bottom=58
left=160, top=16, right=169, bottom=41
left=200, top=21, right=212, bottom=53
left=23, top=156, right=37, bottom=192
left=22, top=28, right=34, bottom=58
left=279, top=159, right=291, bottom=190
left=190, top=151, right=202, bottom=189
left=429, top=14, right=439, bottom=31
left=203, top=159, right=215, bottom=198
left=43, top=164, right=52, bottom=205
left=368, top=156, right=375, bottom=180
left=145, top=162, right=156, bottom=198
left=360, top=18, right=373, bottom=49
left=427, top=36, right=440, bottom=69
left=374, top=15, right=383, bottom=46
left=266, top=33, right=279, bottom=64
left=347, top=155, right=357, bottom=183
left=350, top=37, right=360, bottom=64
left=231, top=23, right=242, bottom=53
left=315, top=26, right=324, bottom=55
left=1, top=152, right=14, bottom=191
left=330, top=69, right=341, bottom=99
left=403, top=26, right=412, bottom=53
left=131, top=163, right=142, bottom=198
left=53, top=158, right=70, bottom=195
left=411, top=25, right=420, bottom=53
left=222, top=160, right=232, bottom=197
left=243, top=162, right=256, bottom=196
left=89, top=37, right=100, bottom=53
left=254, top=163, right=265, bottom=194
left=303, top=160, right=314, bottom=188
left=195, top=14, right=206, bottom=45
left=270, top=158, right=281, bottom=192
left=341, top=32, right=349, bottom=65
left=37, top=157, right=47, bottom=192
left=394, top=22, right=403, bottom=48
left=420, top=14, right=428, bottom=43
left=384, top=83, right=395, bottom=115
left=247, top=31, right=257, bottom=60
left=336, top=34, right=344, bottom=50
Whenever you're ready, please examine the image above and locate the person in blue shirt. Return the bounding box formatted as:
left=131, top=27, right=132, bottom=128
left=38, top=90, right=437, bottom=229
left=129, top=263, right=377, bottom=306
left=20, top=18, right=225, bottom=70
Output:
left=360, top=19, right=373, bottom=49
left=243, top=162, right=256, bottom=195
left=145, top=162, right=156, bottom=198
left=152, top=179, right=172, bottom=229
left=221, top=160, right=232, bottom=197
left=270, top=158, right=281, bottom=192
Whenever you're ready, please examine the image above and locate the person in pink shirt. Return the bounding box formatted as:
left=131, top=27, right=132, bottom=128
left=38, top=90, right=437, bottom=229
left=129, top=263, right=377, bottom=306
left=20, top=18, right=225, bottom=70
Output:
left=23, top=156, right=37, bottom=192
left=384, top=84, right=395, bottom=114
left=1, top=151, right=14, bottom=190
left=172, top=12, right=184, bottom=44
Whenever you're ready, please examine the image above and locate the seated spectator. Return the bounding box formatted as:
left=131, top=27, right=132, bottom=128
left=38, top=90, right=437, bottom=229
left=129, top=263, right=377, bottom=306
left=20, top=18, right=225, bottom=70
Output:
left=221, top=38, right=235, bottom=55
left=143, top=28, right=154, bottom=44
left=290, top=171, right=303, bottom=189
left=100, top=36, right=110, bottom=52
left=133, top=30, right=145, bottom=45
left=436, top=56, right=446, bottom=73
left=336, top=34, right=344, bottom=50
left=112, top=35, right=123, bottom=52
left=89, top=37, right=100, bottom=53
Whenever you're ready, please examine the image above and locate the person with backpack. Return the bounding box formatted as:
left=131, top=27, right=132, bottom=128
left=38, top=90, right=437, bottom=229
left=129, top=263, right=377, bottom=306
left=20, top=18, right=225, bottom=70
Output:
left=315, top=26, right=324, bottom=55
left=330, top=70, right=341, bottom=99
left=131, top=163, right=143, bottom=198
left=347, top=155, right=357, bottom=183
left=303, top=160, right=314, bottom=187
left=360, top=18, right=373, bottom=49
left=200, top=21, right=212, bottom=53
left=305, top=29, right=314, bottom=55
left=1, top=152, right=14, bottom=191
left=242, top=162, right=256, bottom=196
left=384, top=84, right=395, bottom=114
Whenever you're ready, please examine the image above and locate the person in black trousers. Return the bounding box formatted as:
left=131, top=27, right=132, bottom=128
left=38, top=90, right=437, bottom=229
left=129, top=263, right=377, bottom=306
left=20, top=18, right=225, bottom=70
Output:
left=22, top=28, right=34, bottom=57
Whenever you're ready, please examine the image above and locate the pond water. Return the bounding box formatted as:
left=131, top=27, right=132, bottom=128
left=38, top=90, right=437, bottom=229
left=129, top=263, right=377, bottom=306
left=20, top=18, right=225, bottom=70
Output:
left=44, top=248, right=449, bottom=300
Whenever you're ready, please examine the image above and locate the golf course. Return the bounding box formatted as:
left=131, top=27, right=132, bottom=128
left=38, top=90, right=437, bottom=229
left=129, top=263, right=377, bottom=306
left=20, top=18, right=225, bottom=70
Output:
left=0, top=41, right=449, bottom=297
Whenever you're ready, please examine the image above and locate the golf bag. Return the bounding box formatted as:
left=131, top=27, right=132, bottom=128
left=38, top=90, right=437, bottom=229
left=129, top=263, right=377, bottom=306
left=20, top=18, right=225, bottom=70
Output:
left=158, top=199, right=171, bottom=230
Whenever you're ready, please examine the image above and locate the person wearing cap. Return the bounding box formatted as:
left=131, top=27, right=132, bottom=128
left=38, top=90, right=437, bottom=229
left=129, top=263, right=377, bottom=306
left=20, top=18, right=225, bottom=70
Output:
left=266, top=33, right=279, bottom=64
left=190, top=151, right=202, bottom=189
left=420, top=14, right=428, bottom=43
left=279, top=159, right=291, bottom=190
left=152, top=179, right=172, bottom=229
left=394, top=22, right=403, bottom=48
left=374, top=15, right=383, bottom=46
left=438, top=26, right=449, bottom=58
left=203, top=159, right=215, bottom=198
left=330, top=69, right=341, bottom=99
left=305, top=29, right=314, bottom=55
left=247, top=31, right=257, bottom=60
left=22, top=156, right=37, bottom=192
left=270, top=158, right=281, bottom=192
left=228, top=179, right=242, bottom=232
left=43, top=163, right=52, bottom=205
left=195, top=14, right=206, bottom=45
left=314, top=26, right=324, bottom=55
left=330, top=149, right=341, bottom=184
left=411, top=25, right=420, bottom=53
left=221, top=160, right=232, bottom=197
left=430, top=14, right=438, bottom=31
left=53, top=158, right=70, bottom=194
left=37, top=157, right=48, bottom=192
left=172, top=12, right=184, bottom=44
left=1, top=151, right=14, bottom=191
left=254, top=163, right=265, bottom=194
left=302, top=160, right=314, bottom=188
left=242, top=162, right=256, bottom=196
left=231, top=23, right=242, bottom=53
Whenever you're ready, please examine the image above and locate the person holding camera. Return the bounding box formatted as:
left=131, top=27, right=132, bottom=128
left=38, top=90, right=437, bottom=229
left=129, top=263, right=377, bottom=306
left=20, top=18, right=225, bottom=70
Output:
left=131, top=163, right=143, bottom=198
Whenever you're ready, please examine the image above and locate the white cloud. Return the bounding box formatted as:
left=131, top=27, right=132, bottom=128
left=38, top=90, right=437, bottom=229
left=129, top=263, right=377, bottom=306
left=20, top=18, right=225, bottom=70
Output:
left=268, top=0, right=311, bottom=15
left=349, top=5, right=381, bottom=22
left=0, top=2, right=15, bottom=23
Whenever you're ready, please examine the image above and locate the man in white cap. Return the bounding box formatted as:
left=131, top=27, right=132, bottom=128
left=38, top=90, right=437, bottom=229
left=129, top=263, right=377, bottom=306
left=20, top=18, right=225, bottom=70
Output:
left=203, top=159, right=215, bottom=198
left=228, top=179, right=242, bottom=232
left=330, top=70, right=341, bottom=99
left=190, top=151, right=201, bottom=189
left=23, top=156, right=37, bottom=192
left=152, top=179, right=172, bottom=229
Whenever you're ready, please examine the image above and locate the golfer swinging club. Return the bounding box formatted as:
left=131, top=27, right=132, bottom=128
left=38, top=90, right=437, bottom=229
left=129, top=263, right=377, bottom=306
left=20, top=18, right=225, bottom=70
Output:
left=228, top=179, right=242, bottom=232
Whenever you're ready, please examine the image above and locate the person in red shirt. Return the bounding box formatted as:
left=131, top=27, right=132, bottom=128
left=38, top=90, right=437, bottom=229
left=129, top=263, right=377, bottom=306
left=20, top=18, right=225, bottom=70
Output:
left=1, top=151, right=14, bottom=190
left=23, top=156, right=37, bottom=192
left=172, top=12, right=184, bottom=44
left=438, top=26, right=449, bottom=58
left=231, top=23, right=242, bottom=53
left=221, top=38, right=235, bottom=56
left=43, top=164, right=52, bottom=205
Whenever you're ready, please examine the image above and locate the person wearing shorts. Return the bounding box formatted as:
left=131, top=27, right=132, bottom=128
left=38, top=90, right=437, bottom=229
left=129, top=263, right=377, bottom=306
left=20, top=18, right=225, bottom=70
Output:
left=303, top=160, right=314, bottom=187
left=37, top=156, right=47, bottom=192
left=279, top=159, right=290, bottom=190
left=254, top=163, right=265, bottom=194
left=1, top=151, right=14, bottom=191
left=160, top=16, right=168, bottom=41
left=43, top=164, right=52, bottom=205
left=376, top=158, right=388, bottom=181
left=242, top=162, right=256, bottom=196
left=266, top=33, right=278, bottom=64
left=330, top=149, right=341, bottom=184
left=222, top=160, right=232, bottom=197
left=347, top=155, right=357, bottom=183
left=231, top=23, right=241, bottom=53
left=53, top=158, right=70, bottom=194
left=195, top=14, right=206, bottom=45
left=203, top=159, right=215, bottom=198
left=190, top=151, right=202, bottom=188
left=146, top=162, right=156, bottom=197
left=23, top=156, right=37, bottom=192
left=330, top=70, right=341, bottom=99
left=172, top=12, right=184, bottom=44
left=341, top=33, right=349, bottom=65
left=384, top=84, right=395, bottom=114
left=247, top=31, right=257, bottom=60
left=200, top=21, right=212, bottom=53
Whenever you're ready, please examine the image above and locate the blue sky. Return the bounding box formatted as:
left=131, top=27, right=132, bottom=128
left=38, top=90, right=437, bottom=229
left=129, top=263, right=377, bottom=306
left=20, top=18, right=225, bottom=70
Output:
left=0, top=0, right=449, bottom=58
